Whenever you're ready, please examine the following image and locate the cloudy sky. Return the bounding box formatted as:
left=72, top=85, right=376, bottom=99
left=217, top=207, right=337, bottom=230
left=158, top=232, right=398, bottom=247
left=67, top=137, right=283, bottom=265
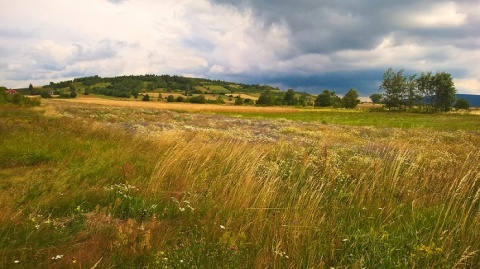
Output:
left=1, top=0, right=479, bottom=96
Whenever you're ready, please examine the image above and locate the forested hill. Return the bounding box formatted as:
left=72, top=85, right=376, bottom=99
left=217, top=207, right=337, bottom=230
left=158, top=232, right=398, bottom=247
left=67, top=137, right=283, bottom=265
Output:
left=44, top=74, right=284, bottom=97
left=7, top=74, right=311, bottom=106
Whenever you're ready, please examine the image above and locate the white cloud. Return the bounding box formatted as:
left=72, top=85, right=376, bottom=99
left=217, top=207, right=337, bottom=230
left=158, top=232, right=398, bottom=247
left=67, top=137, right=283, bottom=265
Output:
left=402, top=2, right=468, bottom=28
left=455, top=78, right=480, bottom=94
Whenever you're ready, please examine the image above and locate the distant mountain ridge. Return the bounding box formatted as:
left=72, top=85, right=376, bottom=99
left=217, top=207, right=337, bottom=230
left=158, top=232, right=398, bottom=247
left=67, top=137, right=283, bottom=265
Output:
left=456, top=94, right=480, bottom=107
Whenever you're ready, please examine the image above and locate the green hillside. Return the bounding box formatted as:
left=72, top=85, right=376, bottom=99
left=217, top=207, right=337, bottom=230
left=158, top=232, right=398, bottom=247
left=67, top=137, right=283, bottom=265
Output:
left=42, top=75, right=284, bottom=97
left=28, top=74, right=313, bottom=106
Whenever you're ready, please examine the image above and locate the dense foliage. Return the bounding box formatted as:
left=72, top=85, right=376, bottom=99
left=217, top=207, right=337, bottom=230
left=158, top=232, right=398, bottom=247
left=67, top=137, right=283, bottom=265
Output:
left=380, top=68, right=457, bottom=112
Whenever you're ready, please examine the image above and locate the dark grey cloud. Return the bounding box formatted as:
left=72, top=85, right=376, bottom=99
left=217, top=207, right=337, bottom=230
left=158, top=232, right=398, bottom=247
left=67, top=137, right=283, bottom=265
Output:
left=210, top=0, right=388, bottom=54
left=220, top=70, right=383, bottom=96
left=205, top=0, right=480, bottom=94
left=210, top=0, right=476, bottom=55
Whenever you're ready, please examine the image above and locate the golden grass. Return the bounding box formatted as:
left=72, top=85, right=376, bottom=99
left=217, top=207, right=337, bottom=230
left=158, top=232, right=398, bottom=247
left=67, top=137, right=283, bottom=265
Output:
left=46, top=96, right=298, bottom=113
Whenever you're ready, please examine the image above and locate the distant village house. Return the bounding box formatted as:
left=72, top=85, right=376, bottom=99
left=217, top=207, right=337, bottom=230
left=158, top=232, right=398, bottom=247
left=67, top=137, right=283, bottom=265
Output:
left=6, top=89, right=18, bottom=95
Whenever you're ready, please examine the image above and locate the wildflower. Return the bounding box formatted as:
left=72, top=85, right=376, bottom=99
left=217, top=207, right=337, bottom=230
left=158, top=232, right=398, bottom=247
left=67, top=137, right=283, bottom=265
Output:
left=342, top=238, right=348, bottom=242
left=180, top=260, right=184, bottom=263
left=52, top=254, right=63, bottom=260
left=220, top=225, right=225, bottom=229
left=14, top=260, right=19, bottom=263
left=35, top=224, right=40, bottom=230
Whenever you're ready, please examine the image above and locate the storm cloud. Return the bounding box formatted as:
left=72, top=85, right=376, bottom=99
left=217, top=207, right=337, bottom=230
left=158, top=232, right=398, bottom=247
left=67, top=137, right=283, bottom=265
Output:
left=0, top=0, right=479, bottom=96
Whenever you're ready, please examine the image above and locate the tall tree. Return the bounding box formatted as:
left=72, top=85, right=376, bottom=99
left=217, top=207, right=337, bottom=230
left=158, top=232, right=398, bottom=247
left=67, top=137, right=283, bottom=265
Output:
left=283, top=89, right=298, bottom=106
left=416, top=72, right=435, bottom=112
left=405, top=74, right=420, bottom=110
left=256, top=89, right=274, bottom=106
left=343, top=88, right=360, bottom=109
left=315, top=90, right=338, bottom=107
left=432, top=72, right=456, bottom=112
left=28, top=83, right=34, bottom=95
left=379, top=68, right=407, bottom=110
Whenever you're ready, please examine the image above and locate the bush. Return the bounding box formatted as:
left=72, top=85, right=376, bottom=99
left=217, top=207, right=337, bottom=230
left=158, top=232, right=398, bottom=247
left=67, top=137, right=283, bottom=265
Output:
left=176, top=96, right=185, bottom=102
left=11, top=94, right=24, bottom=105
left=0, top=91, right=41, bottom=106
left=234, top=97, right=244, bottom=105
left=189, top=95, right=206, bottom=104
left=166, top=95, right=175, bottom=102
left=142, top=94, right=150, bottom=101
left=454, top=98, right=470, bottom=110
left=40, top=91, right=52, bottom=98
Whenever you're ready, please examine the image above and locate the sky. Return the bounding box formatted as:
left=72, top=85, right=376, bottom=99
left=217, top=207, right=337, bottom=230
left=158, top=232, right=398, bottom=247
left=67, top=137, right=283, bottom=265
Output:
left=1, top=0, right=479, bottom=97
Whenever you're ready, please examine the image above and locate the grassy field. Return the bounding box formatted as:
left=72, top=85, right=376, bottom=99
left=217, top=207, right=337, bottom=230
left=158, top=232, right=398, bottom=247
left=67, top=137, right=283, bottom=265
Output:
left=203, top=85, right=231, bottom=94
left=1, top=99, right=479, bottom=268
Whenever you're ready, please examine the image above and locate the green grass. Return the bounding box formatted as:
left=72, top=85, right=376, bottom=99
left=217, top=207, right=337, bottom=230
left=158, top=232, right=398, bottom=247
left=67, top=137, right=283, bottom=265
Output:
left=90, top=82, right=112, bottom=88
left=204, top=85, right=231, bottom=94
left=216, top=108, right=480, bottom=131
left=0, top=103, right=479, bottom=268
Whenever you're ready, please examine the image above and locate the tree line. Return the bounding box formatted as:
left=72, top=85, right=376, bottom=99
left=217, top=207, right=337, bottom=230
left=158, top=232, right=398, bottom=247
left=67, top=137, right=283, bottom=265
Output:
left=377, top=68, right=460, bottom=112
left=313, top=88, right=360, bottom=109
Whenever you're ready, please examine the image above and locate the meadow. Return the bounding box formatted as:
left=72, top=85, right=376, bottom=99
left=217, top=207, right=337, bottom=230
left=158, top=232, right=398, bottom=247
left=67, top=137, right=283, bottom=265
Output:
left=1, top=98, right=479, bottom=268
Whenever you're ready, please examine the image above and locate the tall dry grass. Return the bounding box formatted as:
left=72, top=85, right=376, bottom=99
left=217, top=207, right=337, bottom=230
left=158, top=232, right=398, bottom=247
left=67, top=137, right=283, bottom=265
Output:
left=0, top=103, right=479, bottom=268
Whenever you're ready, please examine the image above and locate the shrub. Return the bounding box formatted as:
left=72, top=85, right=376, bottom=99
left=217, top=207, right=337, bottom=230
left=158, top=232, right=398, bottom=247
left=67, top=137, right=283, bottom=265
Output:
left=234, top=97, right=244, bottom=105
left=189, top=95, right=206, bottom=104
left=166, top=95, right=175, bottom=102
left=454, top=98, right=470, bottom=110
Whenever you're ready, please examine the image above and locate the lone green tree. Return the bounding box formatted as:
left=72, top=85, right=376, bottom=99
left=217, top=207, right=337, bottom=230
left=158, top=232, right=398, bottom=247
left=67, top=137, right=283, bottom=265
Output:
left=342, top=88, right=360, bottom=109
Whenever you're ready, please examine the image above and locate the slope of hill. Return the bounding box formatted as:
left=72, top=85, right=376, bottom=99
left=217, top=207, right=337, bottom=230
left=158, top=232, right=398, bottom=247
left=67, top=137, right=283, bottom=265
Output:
left=20, top=74, right=313, bottom=106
